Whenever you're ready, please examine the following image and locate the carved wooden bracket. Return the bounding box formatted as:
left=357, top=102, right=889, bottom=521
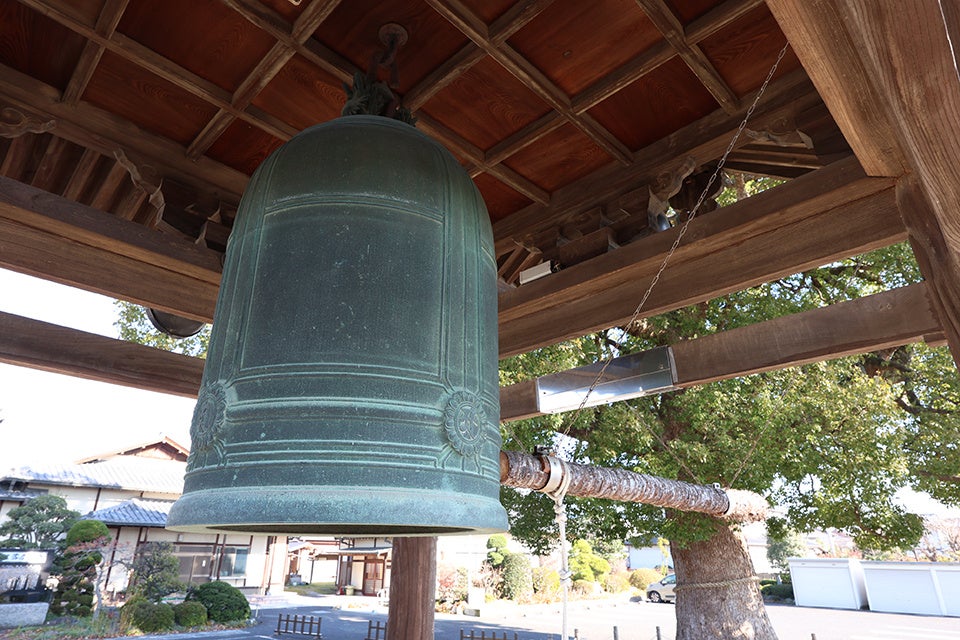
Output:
left=648, top=156, right=697, bottom=229
left=0, top=106, right=56, bottom=138
left=114, top=149, right=165, bottom=224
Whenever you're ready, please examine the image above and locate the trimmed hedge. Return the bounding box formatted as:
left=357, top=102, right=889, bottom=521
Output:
left=186, top=581, right=250, bottom=623
left=761, top=582, right=794, bottom=599
left=629, top=568, right=663, bottom=591
left=130, top=602, right=175, bottom=632
left=173, top=600, right=208, bottom=627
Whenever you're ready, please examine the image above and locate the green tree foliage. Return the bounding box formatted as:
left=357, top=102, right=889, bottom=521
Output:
left=0, top=495, right=79, bottom=548
left=114, top=301, right=210, bottom=357
left=129, top=601, right=176, bottom=632
left=629, top=568, right=663, bottom=591
left=531, top=566, right=561, bottom=600
left=568, top=539, right=610, bottom=583
left=173, top=600, right=208, bottom=627
left=485, top=534, right=509, bottom=567
left=766, top=517, right=806, bottom=580
left=51, top=520, right=111, bottom=617
left=500, top=552, right=533, bottom=601
left=185, top=581, right=250, bottom=623
left=129, top=541, right=184, bottom=603
left=501, top=241, right=945, bottom=556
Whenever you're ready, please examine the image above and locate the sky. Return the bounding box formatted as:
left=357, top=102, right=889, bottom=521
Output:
left=0, top=268, right=195, bottom=469
left=0, top=268, right=956, bottom=516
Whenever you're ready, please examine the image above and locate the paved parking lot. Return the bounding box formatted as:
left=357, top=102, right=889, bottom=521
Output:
left=145, top=593, right=959, bottom=640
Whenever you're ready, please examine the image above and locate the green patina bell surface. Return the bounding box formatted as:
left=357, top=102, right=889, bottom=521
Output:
left=167, top=115, right=507, bottom=536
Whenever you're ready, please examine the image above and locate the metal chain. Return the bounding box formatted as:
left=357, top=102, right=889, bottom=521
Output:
left=557, top=43, right=791, bottom=478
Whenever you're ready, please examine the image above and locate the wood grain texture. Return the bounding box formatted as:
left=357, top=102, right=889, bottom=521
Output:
left=0, top=62, right=249, bottom=198
left=0, top=311, right=204, bottom=397
left=764, top=0, right=906, bottom=176
left=0, top=175, right=221, bottom=317
left=386, top=537, right=437, bottom=640
left=493, top=69, right=817, bottom=255
left=500, top=283, right=940, bottom=422
left=635, top=0, right=739, bottom=113
left=768, top=0, right=960, bottom=367
left=498, top=158, right=902, bottom=355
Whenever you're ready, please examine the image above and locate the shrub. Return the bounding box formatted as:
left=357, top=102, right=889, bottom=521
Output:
left=569, top=539, right=610, bottom=583
left=436, top=564, right=468, bottom=603
left=130, top=541, right=184, bottom=602
left=603, top=572, right=631, bottom=593
left=500, top=553, right=533, bottom=601
left=119, top=595, right=149, bottom=631
left=51, top=519, right=112, bottom=617
left=65, top=520, right=110, bottom=547
left=486, top=535, right=509, bottom=568
left=173, top=600, right=208, bottom=627
left=572, top=579, right=596, bottom=595
left=186, top=581, right=250, bottom=623
left=761, top=582, right=794, bottom=600
left=531, top=567, right=561, bottom=599
left=629, top=568, right=663, bottom=591
left=130, top=602, right=175, bottom=632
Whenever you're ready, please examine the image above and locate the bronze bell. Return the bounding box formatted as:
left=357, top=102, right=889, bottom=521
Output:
left=167, top=115, right=508, bottom=536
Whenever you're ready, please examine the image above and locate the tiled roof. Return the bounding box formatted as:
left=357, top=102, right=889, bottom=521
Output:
left=84, top=498, right=172, bottom=527
left=2, top=456, right=185, bottom=495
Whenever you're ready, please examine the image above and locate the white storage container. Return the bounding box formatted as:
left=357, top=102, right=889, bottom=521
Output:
left=788, top=557, right=868, bottom=610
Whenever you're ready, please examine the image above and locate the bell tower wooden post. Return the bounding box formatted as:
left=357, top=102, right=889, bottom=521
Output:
left=386, top=536, right=437, bottom=640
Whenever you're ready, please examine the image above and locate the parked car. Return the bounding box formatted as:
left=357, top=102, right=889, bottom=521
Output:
left=646, top=574, right=676, bottom=603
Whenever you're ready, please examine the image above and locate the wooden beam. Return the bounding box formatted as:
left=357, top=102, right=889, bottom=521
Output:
left=186, top=0, right=342, bottom=158
left=61, top=0, right=130, bottom=105
left=767, top=0, right=960, bottom=371
left=0, top=176, right=220, bottom=320
left=0, top=63, right=248, bottom=199
left=493, top=69, right=819, bottom=255
left=497, top=158, right=904, bottom=356
left=0, top=311, right=204, bottom=397
left=635, top=0, right=739, bottom=113
left=425, top=0, right=632, bottom=165
left=572, top=0, right=763, bottom=114
left=1, top=281, right=938, bottom=415
left=416, top=113, right=549, bottom=205
left=499, top=283, right=941, bottom=422
left=21, top=0, right=295, bottom=142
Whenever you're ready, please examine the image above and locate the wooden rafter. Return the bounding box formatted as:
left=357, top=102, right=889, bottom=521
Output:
left=9, top=0, right=779, bottom=215
left=61, top=0, right=130, bottom=105
left=635, top=0, right=739, bottom=113
left=424, top=0, right=633, bottom=165
left=493, top=69, right=818, bottom=256
left=0, top=63, right=248, bottom=198
left=186, top=0, right=344, bottom=159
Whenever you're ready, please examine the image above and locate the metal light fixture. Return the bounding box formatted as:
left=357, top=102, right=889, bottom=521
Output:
left=536, top=346, right=678, bottom=413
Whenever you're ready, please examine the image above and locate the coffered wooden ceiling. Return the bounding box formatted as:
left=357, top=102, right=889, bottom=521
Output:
left=2, top=0, right=960, bottom=401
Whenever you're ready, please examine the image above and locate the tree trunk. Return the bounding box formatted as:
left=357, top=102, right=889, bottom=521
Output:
left=672, top=517, right=777, bottom=640
left=386, top=537, right=437, bottom=640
